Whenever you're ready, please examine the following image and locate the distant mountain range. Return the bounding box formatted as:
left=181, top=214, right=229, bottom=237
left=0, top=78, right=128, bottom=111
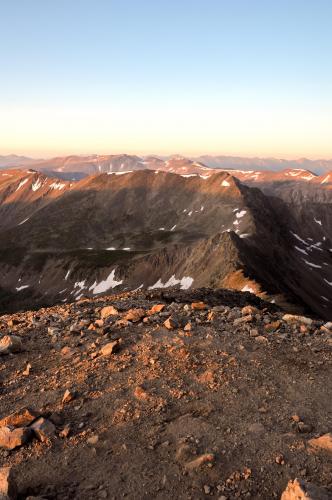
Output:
left=0, top=163, right=330, bottom=318
left=1, top=153, right=332, bottom=178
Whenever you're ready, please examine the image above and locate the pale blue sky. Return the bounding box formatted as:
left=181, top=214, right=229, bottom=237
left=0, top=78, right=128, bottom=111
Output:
left=1, top=0, right=331, bottom=157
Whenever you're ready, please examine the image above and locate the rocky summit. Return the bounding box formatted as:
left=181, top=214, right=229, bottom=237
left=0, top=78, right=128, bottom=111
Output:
left=0, top=288, right=331, bottom=499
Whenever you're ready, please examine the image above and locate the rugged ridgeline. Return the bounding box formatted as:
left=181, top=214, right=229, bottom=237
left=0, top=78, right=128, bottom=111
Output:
left=0, top=290, right=331, bottom=499
left=0, top=168, right=331, bottom=319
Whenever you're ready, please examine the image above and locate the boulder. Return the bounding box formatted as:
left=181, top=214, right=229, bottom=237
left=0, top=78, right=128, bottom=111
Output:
left=0, top=467, right=17, bottom=499
left=0, top=407, right=40, bottom=428
left=0, top=336, right=23, bottom=355
left=281, top=478, right=330, bottom=499
left=30, top=417, right=56, bottom=442
left=308, top=433, right=332, bottom=454
left=0, top=426, right=32, bottom=450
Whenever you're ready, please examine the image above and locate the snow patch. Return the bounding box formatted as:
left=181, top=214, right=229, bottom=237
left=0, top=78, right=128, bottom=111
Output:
left=221, top=179, right=230, bottom=187
left=236, top=210, right=247, bottom=218
left=295, top=246, right=308, bottom=255
left=303, top=260, right=322, bottom=269
left=148, top=275, right=194, bottom=290
left=18, top=217, right=29, bottom=225
left=32, top=178, right=42, bottom=191
left=16, top=178, right=28, bottom=191
left=16, top=285, right=29, bottom=291
left=89, top=269, right=123, bottom=294
left=50, top=181, right=66, bottom=190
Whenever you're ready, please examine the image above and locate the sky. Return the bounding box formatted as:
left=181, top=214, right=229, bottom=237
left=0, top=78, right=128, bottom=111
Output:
left=1, top=0, right=332, bottom=159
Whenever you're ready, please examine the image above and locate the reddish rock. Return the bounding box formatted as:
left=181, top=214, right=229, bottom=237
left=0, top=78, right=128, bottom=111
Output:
left=134, top=386, right=150, bottom=401
left=62, top=389, right=76, bottom=404
left=0, top=407, right=40, bottom=428
left=0, top=466, right=17, bottom=499
left=0, top=426, right=32, bottom=450
left=308, top=433, right=332, bottom=454
left=123, top=308, right=145, bottom=322
left=100, top=340, right=120, bottom=356
left=281, top=478, right=330, bottom=499
left=100, top=306, right=118, bottom=319
left=164, top=317, right=177, bottom=330
left=0, top=336, right=23, bottom=355
left=242, top=305, right=259, bottom=315
left=264, top=320, right=281, bottom=332
left=147, top=304, right=165, bottom=315
left=191, top=302, right=207, bottom=310
left=184, top=453, right=214, bottom=471
left=282, top=314, right=313, bottom=325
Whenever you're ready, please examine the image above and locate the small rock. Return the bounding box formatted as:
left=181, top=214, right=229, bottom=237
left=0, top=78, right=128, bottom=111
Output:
left=191, top=302, right=207, bottom=310
left=242, top=305, right=259, bottom=315
left=164, top=317, right=178, bottom=330
left=100, top=340, right=120, bottom=356
left=114, top=319, right=130, bottom=328
left=184, top=322, right=192, bottom=331
left=298, top=422, right=313, bottom=433
left=184, top=453, right=214, bottom=471
left=123, top=308, right=145, bottom=322
left=265, top=320, right=281, bottom=332
left=87, top=435, right=99, bottom=445
left=0, top=336, right=23, bottom=355
left=22, top=363, right=31, bottom=376
left=275, top=453, right=285, bottom=465
left=59, top=424, right=71, bottom=438
left=134, top=386, right=150, bottom=401
left=203, top=485, right=211, bottom=494
left=234, top=315, right=253, bottom=325
left=249, top=329, right=259, bottom=337
left=62, top=389, right=76, bottom=404
left=282, top=314, right=313, bottom=325
left=30, top=417, right=56, bottom=442
left=0, top=426, right=32, bottom=450
left=281, top=478, right=330, bottom=499
left=100, top=306, right=118, bottom=319
left=255, top=335, right=268, bottom=343
left=147, top=304, right=165, bottom=315
left=0, top=466, right=17, bottom=499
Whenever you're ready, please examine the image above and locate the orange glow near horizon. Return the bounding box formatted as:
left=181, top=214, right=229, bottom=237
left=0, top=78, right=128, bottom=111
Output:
left=1, top=104, right=331, bottom=160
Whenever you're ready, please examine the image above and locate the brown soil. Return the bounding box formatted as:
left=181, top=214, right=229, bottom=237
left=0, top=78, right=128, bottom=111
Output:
left=0, top=289, right=331, bottom=499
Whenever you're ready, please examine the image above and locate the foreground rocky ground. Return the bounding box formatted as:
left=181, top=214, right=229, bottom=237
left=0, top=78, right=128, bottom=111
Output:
left=0, top=288, right=331, bottom=499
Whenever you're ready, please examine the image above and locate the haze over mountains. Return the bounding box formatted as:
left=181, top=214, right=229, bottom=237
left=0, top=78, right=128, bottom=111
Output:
left=1, top=153, right=332, bottom=179
left=0, top=155, right=331, bottom=319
